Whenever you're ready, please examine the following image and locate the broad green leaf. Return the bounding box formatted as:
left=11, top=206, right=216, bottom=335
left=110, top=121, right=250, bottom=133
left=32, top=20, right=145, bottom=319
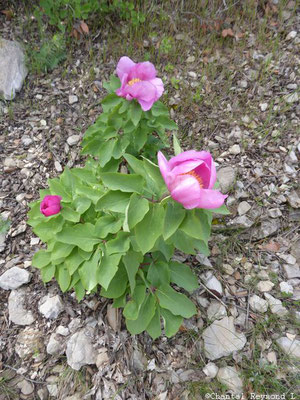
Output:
left=100, top=262, right=128, bottom=298
left=27, top=201, right=44, bottom=225
left=161, top=308, right=183, bottom=337
left=112, top=136, right=130, bottom=159
left=78, top=251, right=101, bottom=291
left=97, top=252, right=122, bottom=290
left=49, top=178, right=72, bottom=202
left=150, top=101, right=169, bottom=117
left=51, top=242, right=74, bottom=262
left=32, top=250, right=51, bottom=269
left=69, top=270, right=80, bottom=288
left=123, top=193, right=149, bottom=231
left=61, top=206, right=81, bottom=222
left=132, top=125, right=148, bottom=152
left=122, top=250, right=143, bottom=293
left=65, top=249, right=84, bottom=275
left=134, top=204, right=165, bottom=254
left=142, top=158, right=166, bottom=195
left=210, top=204, right=230, bottom=215
left=156, top=115, right=178, bottom=130
left=130, top=101, right=142, bottom=126
left=126, top=293, right=156, bottom=334
left=168, top=230, right=196, bottom=254
left=71, top=168, right=99, bottom=184
left=95, top=215, right=123, bottom=238
left=103, top=76, right=121, bottom=93
left=180, top=209, right=210, bottom=242
left=113, top=292, right=127, bottom=308
left=123, top=284, right=146, bottom=320
left=146, top=307, right=161, bottom=340
left=75, top=184, right=104, bottom=204
left=152, top=236, right=174, bottom=261
left=101, top=93, right=122, bottom=112
left=163, top=201, right=186, bottom=240
left=173, top=133, right=182, bottom=156
left=100, top=173, right=144, bottom=194
left=57, top=266, right=71, bottom=292
left=96, top=191, right=131, bottom=213
left=56, top=223, right=100, bottom=252
left=169, top=261, right=199, bottom=291
left=78, top=248, right=93, bottom=260
left=147, top=261, right=170, bottom=288
left=194, top=239, right=210, bottom=256
left=73, top=197, right=91, bottom=214
left=97, top=139, right=116, bottom=167
left=156, top=284, right=196, bottom=318
left=40, top=264, right=55, bottom=283
left=124, top=153, right=146, bottom=176
left=106, top=231, right=130, bottom=255
left=74, top=281, right=85, bottom=301
left=33, top=215, right=64, bottom=242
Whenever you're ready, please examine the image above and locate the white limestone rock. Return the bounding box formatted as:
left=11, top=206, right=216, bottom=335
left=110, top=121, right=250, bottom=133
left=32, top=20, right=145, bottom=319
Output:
left=0, top=266, right=31, bottom=290
left=38, top=295, right=64, bottom=319
left=217, top=366, right=244, bottom=394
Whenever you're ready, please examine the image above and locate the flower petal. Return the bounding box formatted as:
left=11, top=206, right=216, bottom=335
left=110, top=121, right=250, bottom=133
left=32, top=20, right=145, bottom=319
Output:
left=128, top=61, right=156, bottom=81
left=170, top=175, right=202, bottom=209
left=116, top=73, right=129, bottom=97
left=116, top=57, right=136, bottom=80
left=196, top=189, right=227, bottom=209
left=168, top=150, right=210, bottom=169
left=126, top=80, right=157, bottom=102
left=149, top=78, right=164, bottom=99
left=138, top=99, right=155, bottom=111
left=157, top=151, right=170, bottom=184
left=194, top=162, right=211, bottom=189
left=171, top=160, right=204, bottom=176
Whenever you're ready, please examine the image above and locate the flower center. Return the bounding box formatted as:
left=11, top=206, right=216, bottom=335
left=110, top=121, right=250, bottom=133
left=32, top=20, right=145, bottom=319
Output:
left=128, top=78, right=141, bottom=86
left=181, top=170, right=203, bottom=187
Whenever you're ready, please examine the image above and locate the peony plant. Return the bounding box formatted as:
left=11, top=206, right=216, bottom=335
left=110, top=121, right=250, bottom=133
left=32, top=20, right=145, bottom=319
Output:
left=28, top=55, right=229, bottom=338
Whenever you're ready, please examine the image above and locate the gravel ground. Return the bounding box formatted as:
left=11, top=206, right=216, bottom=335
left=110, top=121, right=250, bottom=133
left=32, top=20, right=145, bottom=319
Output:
left=0, top=2, right=299, bottom=399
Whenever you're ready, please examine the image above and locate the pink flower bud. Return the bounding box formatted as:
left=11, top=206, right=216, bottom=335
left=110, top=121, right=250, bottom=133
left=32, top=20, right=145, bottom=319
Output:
left=40, top=195, right=62, bottom=217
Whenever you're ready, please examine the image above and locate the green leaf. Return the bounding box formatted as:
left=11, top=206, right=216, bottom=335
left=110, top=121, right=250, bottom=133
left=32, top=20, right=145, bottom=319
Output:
left=33, top=215, right=64, bottom=242
left=134, top=204, right=165, bottom=254
left=97, top=252, right=122, bottom=290
left=124, top=153, right=145, bottom=176
left=146, top=307, right=161, bottom=339
left=101, top=93, right=122, bottom=112
left=156, top=284, right=196, bottom=318
left=147, top=261, right=170, bottom=288
left=151, top=101, right=169, bottom=117
left=40, top=264, right=55, bottom=283
left=123, top=194, right=149, bottom=231
left=100, top=173, right=144, bottom=194
left=163, top=201, right=186, bottom=240
left=103, top=76, right=121, bottom=93
left=97, top=139, right=116, bottom=167
left=74, top=281, right=85, bottom=301
left=210, top=204, right=230, bottom=215
left=152, top=236, right=174, bottom=261
left=126, top=293, right=156, bottom=334
left=156, top=115, right=178, bottom=130
left=32, top=250, right=51, bottom=269
left=57, top=266, right=71, bottom=292
left=56, top=223, right=100, bottom=252
left=100, top=262, right=128, bottom=298
left=73, top=197, right=92, bottom=214
left=122, top=250, right=143, bottom=293
left=173, top=133, right=182, bottom=156
left=123, top=284, right=146, bottom=320
left=96, top=191, right=131, bottom=213
left=180, top=209, right=210, bottom=242
left=51, top=242, right=74, bottom=262
left=95, top=215, right=123, bottom=238
left=65, top=249, right=84, bottom=275
left=71, top=168, right=99, bottom=185
left=61, top=206, right=81, bottom=222
left=78, top=251, right=101, bottom=291
left=75, top=184, right=103, bottom=204
left=142, top=158, right=166, bottom=196
left=49, top=178, right=72, bottom=202
left=113, top=292, right=127, bottom=308
left=169, top=261, right=199, bottom=291
left=168, top=230, right=196, bottom=254
left=130, top=101, right=142, bottom=126
left=161, top=308, right=183, bottom=337
left=106, top=231, right=130, bottom=255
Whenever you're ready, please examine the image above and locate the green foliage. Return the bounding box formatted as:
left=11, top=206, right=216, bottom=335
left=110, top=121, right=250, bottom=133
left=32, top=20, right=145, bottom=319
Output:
left=81, top=76, right=177, bottom=165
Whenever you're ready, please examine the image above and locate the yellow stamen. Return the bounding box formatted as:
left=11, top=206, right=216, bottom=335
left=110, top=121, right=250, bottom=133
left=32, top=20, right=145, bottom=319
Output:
left=128, top=78, right=141, bottom=86
left=181, top=170, right=203, bottom=187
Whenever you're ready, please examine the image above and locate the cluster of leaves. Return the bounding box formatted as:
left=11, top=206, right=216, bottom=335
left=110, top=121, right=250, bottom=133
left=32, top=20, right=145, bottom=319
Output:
left=81, top=76, right=177, bottom=167
left=28, top=152, right=228, bottom=338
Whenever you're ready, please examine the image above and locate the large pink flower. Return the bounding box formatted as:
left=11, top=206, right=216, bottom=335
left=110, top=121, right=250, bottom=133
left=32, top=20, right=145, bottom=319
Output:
left=40, top=195, right=62, bottom=217
left=115, top=56, right=164, bottom=111
left=158, top=150, right=227, bottom=210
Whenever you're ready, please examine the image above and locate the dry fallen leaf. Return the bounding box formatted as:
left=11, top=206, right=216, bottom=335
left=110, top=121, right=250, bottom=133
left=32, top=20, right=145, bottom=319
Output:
left=259, top=241, right=281, bottom=252
left=80, top=21, right=89, bottom=35
left=222, top=28, right=234, bottom=38
left=1, top=9, right=13, bottom=20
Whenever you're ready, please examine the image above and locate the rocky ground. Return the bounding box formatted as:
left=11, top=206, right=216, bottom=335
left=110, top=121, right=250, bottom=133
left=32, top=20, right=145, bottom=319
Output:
left=0, top=1, right=299, bottom=399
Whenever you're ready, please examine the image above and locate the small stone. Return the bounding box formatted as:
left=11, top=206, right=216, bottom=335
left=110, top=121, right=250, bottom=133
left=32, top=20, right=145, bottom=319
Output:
left=276, top=337, right=300, bottom=360
left=279, top=254, right=297, bottom=265
left=30, top=237, right=39, bottom=246
left=132, top=348, right=147, bottom=372
left=8, top=289, right=35, bottom=326
left=188, top=71, right=197, bottom=79
left=39, top=295, right=64, bottom=319
left=96, top=348, right=109, bottom=369
left=69, top=95, right=78, bottom=105
left=11, top=222, right=27, bottom=237
left=257, top=280, right=274, bottom=293
left=40, top=119, right=47, bottom=126
left=228, top=215, right=254, bottom=228
left=287, top=83, right=298, bottom=90
left=0, top=266, right=31, bottom=290
left=260, top=103, right=268, bottom=111
left=203, top=362, right=219, bottom=378
left=217, top=366, right=243, bottom=394
left=67, top=135, right=80, bottom=146
left=249, top=295, right=268, bottom=313
left=217, top=166, right=236, bottom=193
left=268, top=208, right=282, bottom=218
left=54, top=161, right=62, bottom=172
left=252, top=219, right=280, bottom=239
left=238, top=80, right=248, bottom=88
left=287, top=191, right=300, bottom=208
left=186, top=56, right=195, bottom=63
left=238, top=201, right=251, bottom=215
left=66, top=328, right=96, bottom=370
left=21, top=135, right=33, bottom=146
left=201, top=272, right=223, bottom=295
left=36, top=94, right=43, bottom=100
left=15, top=328, right=44, bottom=359
left=280, top=282, right=293, bottom=295
left=223, top=264, right=234, bottom=275
left=47, top=333, right=64, bottom=355
left=229, top=144, right=241, bottom=155
left=264, top=293, right=288, bottom=316
left=283, top=264, right=300, bottom=279
left=37, top=388, right=48, bottom=400
left=286, top=31, right=297, bottom=40
left=267, top=351, right=277, bottom=365
left=285, top=92, right=299, bottom=104
left=56, top=325, right=69, bottom=336
left=47, top=384, right=58, bottom=397
left=17, top=379, right=34, bottom=395
left=207, top=301, right=227, bottom=320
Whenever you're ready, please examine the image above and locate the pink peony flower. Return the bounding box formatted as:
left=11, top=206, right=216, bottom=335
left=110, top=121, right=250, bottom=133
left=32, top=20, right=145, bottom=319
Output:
left=158, top=150, right=227, bottom=210
left=40, top=195, right=62, bottom=217
left=115, top=56, right=164, bottom=111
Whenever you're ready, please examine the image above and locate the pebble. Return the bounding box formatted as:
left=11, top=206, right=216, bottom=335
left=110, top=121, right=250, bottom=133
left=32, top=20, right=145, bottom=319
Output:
left=249, top=294, right=268, bottom=313
left=267, top=351, right=277, bottom=365
left=96, top=348, right=109, bottom=369
left=286, top=31, right=297, bottom=41
left=238, top=80, right=248, bottom=88
left=203, top=362, right=219, bottom=378
left=66, top=328, right=96, bottom=370
left=287, top=191, right=300, bottom=208
left=38, top=295, right=64, bottom=319
left=188, top=71, right=197, bottom=79
left=17, top=379, right=34, bottom=395
left=207, top=300, right=227, bottom=320
left=223, top=264, right=234, bottom=275
left=228, top=215, right=254, bottom=228
left=217, top=166, right=236, bottom=193
left=30, top=237, right=39, bottom=246
left=285, top=92, right=299, bottom=104
left=186, top=56, right=195, bottom=63
left=56, top=325, right=69, bottom=336
left=229, top=144, right=241, bottom=155
left=279, top=281, right=293, bottom=295
left=54, top=161, right=63, bottom=172
left=260, top=103, right=268, bottom=111
left=217, top=366, right=244, bottom=394
left=238, top=201, right=251, bottom=216
left=47, top=384, right=59, bottom=397
left=264, top=293, right=288, bottom=317
left=69, top=95, right=78, bottom=104
left=40, top=119, right=47, bottom=126
left=21, top=135, right=33, bottom=146
left=276, top=337, right=300, bottom=359
left=47, top=333, right=64, bottom=355
left=8, top=289, right=36, bottom=325
left=257, top=280, right=274, bottom=293
left=67, top=135, right=80, bottom=146
left=268, top=208, right=282, bottom=218
left=283, top=264, right=300, bottom=279
left=15, top=328, right=44, bottom=359
left=0, top=266, right=31, bottom=290
left=201, top=272, right=223, bottom=295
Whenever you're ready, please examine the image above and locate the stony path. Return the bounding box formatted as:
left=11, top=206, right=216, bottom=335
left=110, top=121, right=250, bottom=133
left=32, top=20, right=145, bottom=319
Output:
left=0, top=2, right=299, bottom=399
